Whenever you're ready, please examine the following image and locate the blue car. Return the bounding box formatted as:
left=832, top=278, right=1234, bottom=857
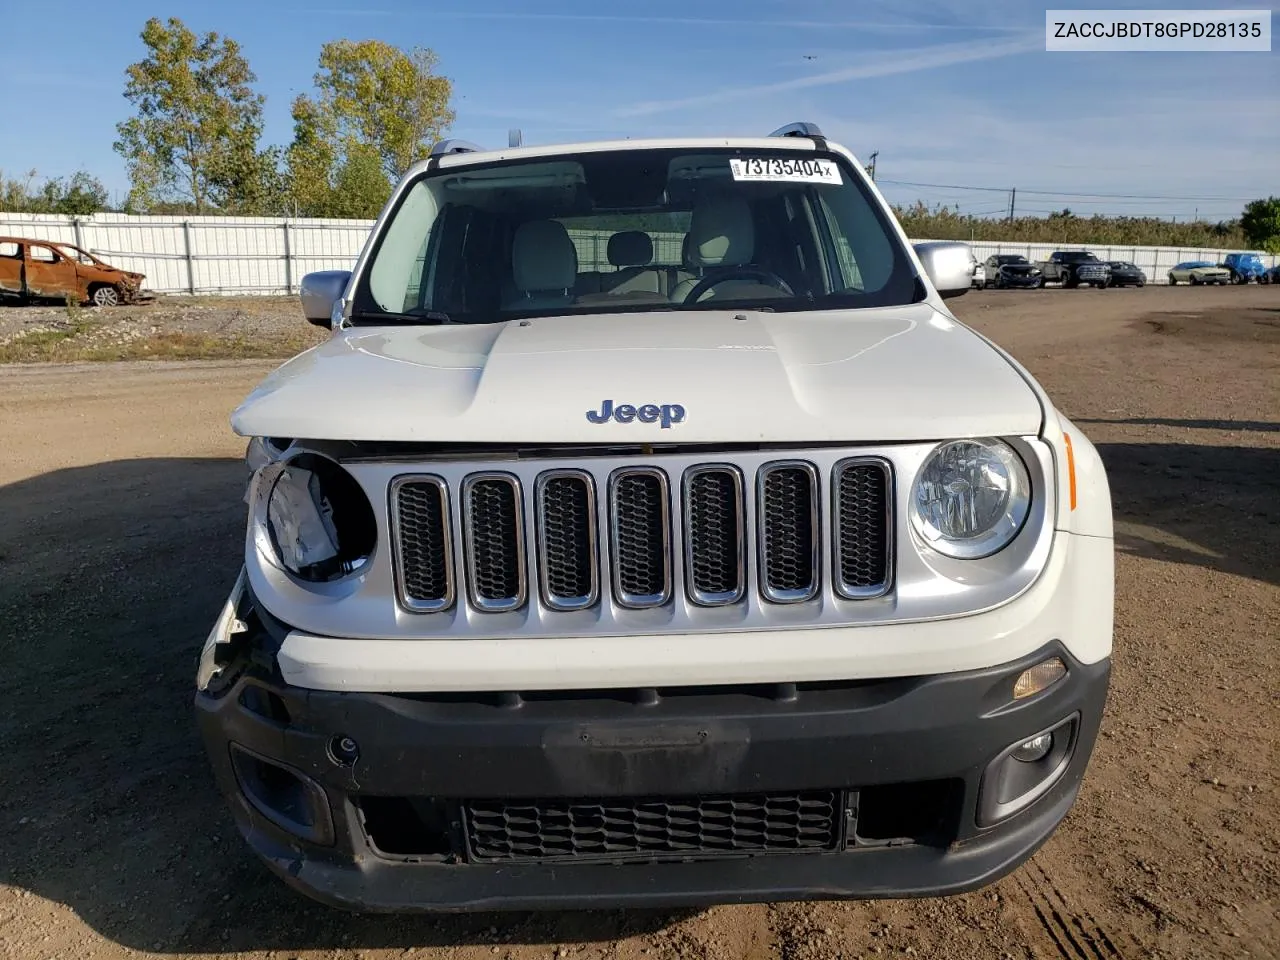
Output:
left=1222, top=253, right=1269, bottom=285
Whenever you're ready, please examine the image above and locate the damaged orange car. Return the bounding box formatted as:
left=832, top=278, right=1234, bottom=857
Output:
left=0, top=236, right=146, bottom=306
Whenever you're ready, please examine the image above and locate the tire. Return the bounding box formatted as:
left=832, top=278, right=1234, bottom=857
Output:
left=1168, top=275, right=1176, bottom=285
left=1063, top=273, right=1076, bottom=289
left=1030, top=276, right=1044, bottom=289
left=90, top=284, right=120, bottom=307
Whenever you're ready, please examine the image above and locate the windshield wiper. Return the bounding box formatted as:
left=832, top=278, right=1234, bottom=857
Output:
left=350, top=308, right=456, bottom=325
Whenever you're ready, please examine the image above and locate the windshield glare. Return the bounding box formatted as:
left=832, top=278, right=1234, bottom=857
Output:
left=356, top=148, right=920, bottom=324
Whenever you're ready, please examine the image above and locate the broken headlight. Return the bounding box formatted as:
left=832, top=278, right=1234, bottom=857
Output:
left=256, top=452, right=376, bottom=582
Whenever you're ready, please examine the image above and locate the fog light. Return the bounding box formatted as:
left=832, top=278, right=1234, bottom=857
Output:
left=1013, top=657, right=1066, bottom=699
left=1011, top=733, right=1053, bottom=762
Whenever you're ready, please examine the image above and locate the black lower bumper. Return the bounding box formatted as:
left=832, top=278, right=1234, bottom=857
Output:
left=995, top=273, right=1043, bottom=288
left=195, top=634, right=1109, bottom=912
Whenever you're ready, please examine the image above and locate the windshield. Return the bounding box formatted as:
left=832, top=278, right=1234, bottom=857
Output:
left=995, top=256, right=1028, bottom=265
left=351, top=147, right=921, bottom=324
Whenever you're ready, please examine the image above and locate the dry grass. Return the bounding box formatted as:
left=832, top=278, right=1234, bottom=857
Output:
left=0, top=324, right=321, bottom=363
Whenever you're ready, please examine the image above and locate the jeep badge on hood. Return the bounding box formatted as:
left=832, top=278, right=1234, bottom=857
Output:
left=586, top=400, right=686, bottom=428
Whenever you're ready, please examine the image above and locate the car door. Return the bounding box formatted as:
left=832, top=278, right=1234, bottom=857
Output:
left=24, top=242, right=81, bottom=301
left=0, top=240, right=23, bottom=297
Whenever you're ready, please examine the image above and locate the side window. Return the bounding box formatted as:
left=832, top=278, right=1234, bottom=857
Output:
left=0, top=242, right=20, bottom=259
left=29, top=245, right=58, bottom=263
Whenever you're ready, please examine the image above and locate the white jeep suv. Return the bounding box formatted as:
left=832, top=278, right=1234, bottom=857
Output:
left=196, top=123, right=1113, bottom=912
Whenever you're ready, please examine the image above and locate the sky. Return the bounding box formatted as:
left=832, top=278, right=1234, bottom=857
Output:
left=0, top=0, right=1275, bottom=221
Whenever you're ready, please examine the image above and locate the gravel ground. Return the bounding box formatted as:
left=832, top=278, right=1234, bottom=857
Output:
left=0, top=285, right=1276, bottom=960
left=0, top=296, right=327, bottom=361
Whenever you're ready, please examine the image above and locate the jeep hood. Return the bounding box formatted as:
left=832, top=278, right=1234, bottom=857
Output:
left=231, top=304, right=1044, bottom=443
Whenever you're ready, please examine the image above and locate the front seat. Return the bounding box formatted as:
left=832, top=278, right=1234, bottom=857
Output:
left=599, top=231, right=662, bottom=295
left=505, top=220, right=578, bottom=310
left=670, top=196, right=780, bottom=303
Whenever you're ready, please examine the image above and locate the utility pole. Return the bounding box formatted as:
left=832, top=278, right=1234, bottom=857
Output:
left=865, top=151, right=878, bottom=181
left=1007, top=187, right=1016, bottom=222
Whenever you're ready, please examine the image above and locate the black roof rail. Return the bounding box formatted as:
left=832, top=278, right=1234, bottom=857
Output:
left=768, top=122, right=825, bottom=139
left=767, top=122, right=827, bottom=150
left=429, top=139, right=486, bottom=157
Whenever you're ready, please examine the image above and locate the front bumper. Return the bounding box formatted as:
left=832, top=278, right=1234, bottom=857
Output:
left=997, top=272, right=1043, bottom=287
left=195, top=616, right=1110, bottom=912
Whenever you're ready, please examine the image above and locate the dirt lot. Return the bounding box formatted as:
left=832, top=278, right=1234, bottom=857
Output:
left=0, top=297, right=326, bottom=362
left=0, top=286, right=1276, bottom=960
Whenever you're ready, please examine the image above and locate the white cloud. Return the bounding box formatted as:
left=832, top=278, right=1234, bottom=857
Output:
left=615, top=34, right=1044, bottom=118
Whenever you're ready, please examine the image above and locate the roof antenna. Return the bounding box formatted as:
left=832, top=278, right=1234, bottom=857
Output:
left=508, top=128, right=523, bottom=148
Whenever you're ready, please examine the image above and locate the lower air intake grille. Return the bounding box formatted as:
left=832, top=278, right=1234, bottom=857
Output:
left=465, top=790, right=841, bottom=863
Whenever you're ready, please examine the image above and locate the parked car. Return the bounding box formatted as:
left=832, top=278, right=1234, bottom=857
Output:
left=1221, top=252, right=1269, bottom=284
left=196, top=123, right=1114, bottom=913
left=1037, top=251, right=1110, bottom=288
left=1167, top=261, right=1231, bottom=286
left=1265, top=264, right=1280, bottom=285
left=972, top=260, right=986, bottom=287
left=0, top=237, right=145, bottom=306
left=1104, top=261, right=1146, bottom=287
left=983, top=254, right=1044, bottom=289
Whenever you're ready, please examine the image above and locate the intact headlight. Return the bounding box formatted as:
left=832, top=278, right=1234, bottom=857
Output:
left=910, top=439, right=1031, bottom=559
left=257, top=453, right=376, bottom=582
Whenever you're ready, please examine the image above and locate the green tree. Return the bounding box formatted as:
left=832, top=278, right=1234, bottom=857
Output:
left=0, top=170, right=109, bottom=214
left=284, top=94, right=340, bottom=216
left=0, top=170, right=40, bottom=211
left=114, top=17, right=266, bottom=213
left=39, top=171, right=110, bottom=215
left=327, top=144, right=392, bottom=219
left=1240, top=197, right=1280, bottom=253
left=307, top=39, right=454, bottom=181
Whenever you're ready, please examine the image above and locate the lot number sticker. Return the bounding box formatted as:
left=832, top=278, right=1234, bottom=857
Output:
left=730, top=158, right=841, bottom=184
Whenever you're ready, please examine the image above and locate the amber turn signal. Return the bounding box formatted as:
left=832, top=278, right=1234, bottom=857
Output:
left=1013, top=657, right=1067, bottom=699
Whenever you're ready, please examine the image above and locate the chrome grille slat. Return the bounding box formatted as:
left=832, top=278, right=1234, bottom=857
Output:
left=391, top=454, right=894, bottom=616
left=535, top=470, right=598, bottom=610
left=757, top=461, right=821, bottom=603
left=833, top=458, right=893, bottom=599
left=683, top=466, right=745, bottom=606
left=462, top=473, right=527, bottom=611
left=609, top=468, right=672, bottom=608
left=390, top=476, right=455, bottom=612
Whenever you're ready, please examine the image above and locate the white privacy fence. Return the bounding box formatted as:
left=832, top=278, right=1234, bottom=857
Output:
left=1, top=211, right=1274, bottom=295
left=0, top=212, right=374, bottom=295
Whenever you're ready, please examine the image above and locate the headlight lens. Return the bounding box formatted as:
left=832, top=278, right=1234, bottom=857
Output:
left=260, top=453, right=375, bottom=582
left=910, top=439, right=1031, bottom=559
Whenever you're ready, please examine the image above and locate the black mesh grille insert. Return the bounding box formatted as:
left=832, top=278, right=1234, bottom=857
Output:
left=465, top=477, right=524, bottom=606
left=760, top=465, right=818, bottom=599
left=686, top=469, right=743, bottom=602
left=538, top=473, right=595, bottom=606
left=465, top=790, right=840, bottom=863
left=395, top=480, right=451, bottom=606
left=611, top=471, right=669, bottom=604
left=836, top=462, right=891, bottom=595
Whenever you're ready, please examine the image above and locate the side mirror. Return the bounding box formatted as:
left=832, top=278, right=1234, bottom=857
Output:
left=300, top=270, right=352, bottom=327
left=912, top=241, right=972, bottom=300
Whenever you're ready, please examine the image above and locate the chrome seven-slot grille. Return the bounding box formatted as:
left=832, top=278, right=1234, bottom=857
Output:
left=391, top=458, right=891, bottom=614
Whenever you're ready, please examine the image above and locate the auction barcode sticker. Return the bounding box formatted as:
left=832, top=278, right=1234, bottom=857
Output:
left=730, top=158, right=842, bottom=184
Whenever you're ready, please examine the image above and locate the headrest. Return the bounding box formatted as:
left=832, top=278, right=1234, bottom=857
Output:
left=512, top=220, right=578, bottom=292
left=687, top=196, right=754, bottom=267
left=607, top=231, right=653, bottom=267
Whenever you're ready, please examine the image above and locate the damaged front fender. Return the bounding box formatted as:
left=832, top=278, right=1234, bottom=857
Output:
left=198, top=567, right=251, bottom=691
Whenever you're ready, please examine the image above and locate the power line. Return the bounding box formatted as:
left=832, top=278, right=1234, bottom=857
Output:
left=877, top=178, right=1252, bottom=203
